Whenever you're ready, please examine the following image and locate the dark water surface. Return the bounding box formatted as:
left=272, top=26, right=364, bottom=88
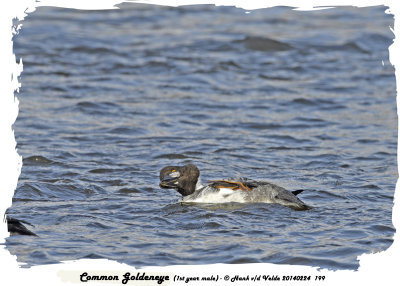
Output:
left=6, top=4, right=397, bottom=270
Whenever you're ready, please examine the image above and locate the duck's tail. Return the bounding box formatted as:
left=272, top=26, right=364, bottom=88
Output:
left=291, top=189, right=304, bottom=196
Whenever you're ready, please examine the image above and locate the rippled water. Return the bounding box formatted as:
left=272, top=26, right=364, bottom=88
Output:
left=6, top=4, right=397, bottom=270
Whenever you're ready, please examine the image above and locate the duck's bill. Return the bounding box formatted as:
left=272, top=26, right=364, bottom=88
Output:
left=159, top=175, right=178, bottom=189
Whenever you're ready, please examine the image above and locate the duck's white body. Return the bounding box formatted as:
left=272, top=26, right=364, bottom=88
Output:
left=181, top=185, right=247, bottom=203
left=181, top=181, right=309, bottom=210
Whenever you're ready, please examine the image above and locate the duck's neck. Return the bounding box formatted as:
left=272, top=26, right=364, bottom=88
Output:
left=177, top=178, right=202, bottom=197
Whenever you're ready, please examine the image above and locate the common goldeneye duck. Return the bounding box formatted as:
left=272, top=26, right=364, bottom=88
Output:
left=159, top=164, right=310, bottom=210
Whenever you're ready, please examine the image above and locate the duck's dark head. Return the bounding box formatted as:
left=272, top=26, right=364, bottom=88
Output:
left=159, top=164, right=200, bottom=196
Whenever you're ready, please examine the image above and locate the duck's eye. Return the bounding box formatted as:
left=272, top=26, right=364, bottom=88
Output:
left=170, top=171, right=180, bottom=178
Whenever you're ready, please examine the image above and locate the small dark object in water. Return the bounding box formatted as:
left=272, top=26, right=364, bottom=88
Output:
left=5, top=215, right=37, bottom=236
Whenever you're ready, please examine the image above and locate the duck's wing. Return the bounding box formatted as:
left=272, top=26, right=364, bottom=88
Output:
left=208, top=180, right=253, bottom=191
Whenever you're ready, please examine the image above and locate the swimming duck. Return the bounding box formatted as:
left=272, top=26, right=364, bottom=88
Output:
left=159, top=164, right=310, bottom=210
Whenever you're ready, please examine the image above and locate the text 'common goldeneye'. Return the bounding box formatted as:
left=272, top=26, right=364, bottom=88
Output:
left=159, top=164, right=310, bottom=210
